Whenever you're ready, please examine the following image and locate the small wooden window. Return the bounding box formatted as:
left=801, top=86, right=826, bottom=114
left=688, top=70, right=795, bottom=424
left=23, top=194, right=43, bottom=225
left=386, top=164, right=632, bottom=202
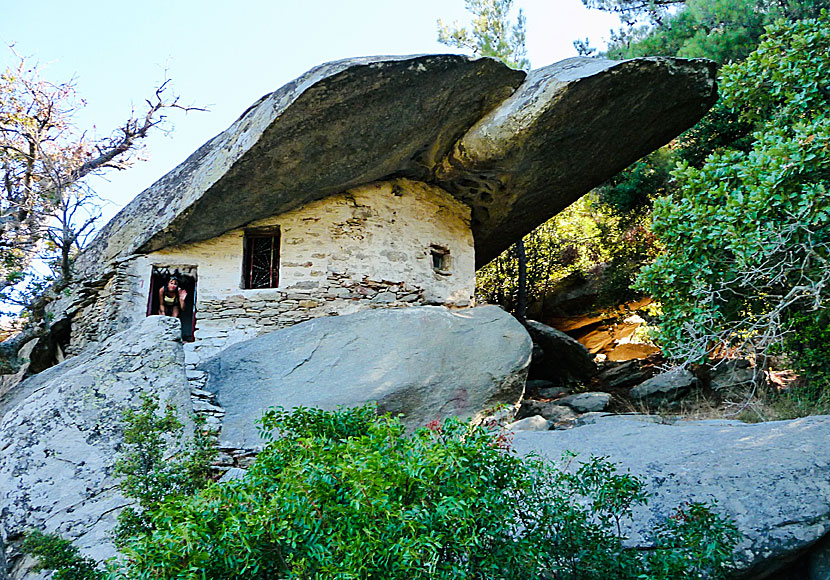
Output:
left=243, top=230, right=280, bottom=289
left=430, top=245, right=451, bottom=274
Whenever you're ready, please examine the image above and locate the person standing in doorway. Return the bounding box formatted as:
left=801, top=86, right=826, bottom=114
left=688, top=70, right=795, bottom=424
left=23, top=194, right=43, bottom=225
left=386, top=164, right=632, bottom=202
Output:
left=158, top=275, right=188, bottom=318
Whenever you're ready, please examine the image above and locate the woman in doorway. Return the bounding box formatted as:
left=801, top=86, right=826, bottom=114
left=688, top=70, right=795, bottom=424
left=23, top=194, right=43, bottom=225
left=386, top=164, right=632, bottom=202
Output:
left=158, top=275, right=188, bottom=318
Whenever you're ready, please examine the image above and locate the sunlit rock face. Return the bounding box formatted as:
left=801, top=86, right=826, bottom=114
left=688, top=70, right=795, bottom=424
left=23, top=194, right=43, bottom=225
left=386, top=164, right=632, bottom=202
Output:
left=0, top=317, right=190, bottom=580
left=76, top=53, right=716, bottom=275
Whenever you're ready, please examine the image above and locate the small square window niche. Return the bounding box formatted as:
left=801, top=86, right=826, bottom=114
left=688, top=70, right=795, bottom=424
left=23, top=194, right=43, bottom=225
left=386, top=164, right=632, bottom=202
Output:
left=430, top=245, right=451, bottom=275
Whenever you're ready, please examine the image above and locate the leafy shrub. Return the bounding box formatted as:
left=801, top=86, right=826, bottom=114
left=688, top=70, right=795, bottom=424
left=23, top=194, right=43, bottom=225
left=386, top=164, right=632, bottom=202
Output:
left=477, top=194, right=657, bottom=316
left=111, top=393, right=216, bottom=545
left=771, top=308, right=830, bottom=413
left=113, top=405, right=740, bottom=580
left=21, top=393, right=216, bottom=578
left=20, top=530, right=103, bottom=580
left=637, top=14, right=830, bottom=363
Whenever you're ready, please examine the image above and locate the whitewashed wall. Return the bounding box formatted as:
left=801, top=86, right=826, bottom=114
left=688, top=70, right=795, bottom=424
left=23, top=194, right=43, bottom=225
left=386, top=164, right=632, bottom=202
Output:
left=67, top=179, right=476, bottom=365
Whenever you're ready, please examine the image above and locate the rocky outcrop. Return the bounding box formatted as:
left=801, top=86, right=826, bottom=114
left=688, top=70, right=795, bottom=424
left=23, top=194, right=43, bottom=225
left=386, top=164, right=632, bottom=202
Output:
left=0, top=317, right=189, bottom=580
left=526, top=320, right=598, bottom=381
left=75, top=54, right=716, bottom=276
left=630, top=368, right=697, bottom=406
left=558, top=391, right=611, bottom=413
left=513, top=415, right=830, bottom=578
left=438, top=57, right=716, bottom=265
left=711, top=359, right=756, bottom=392
left=200, top=305, right=531, bottom=449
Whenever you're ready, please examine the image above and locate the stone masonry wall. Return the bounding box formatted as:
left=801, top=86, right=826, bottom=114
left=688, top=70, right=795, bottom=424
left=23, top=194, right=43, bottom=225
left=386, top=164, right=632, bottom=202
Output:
left=62, top=178, right=476, bottom=364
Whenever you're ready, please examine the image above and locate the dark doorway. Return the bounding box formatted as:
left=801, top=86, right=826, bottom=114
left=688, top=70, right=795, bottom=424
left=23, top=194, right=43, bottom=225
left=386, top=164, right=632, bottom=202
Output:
left=146, top=266, right=197, bottom=342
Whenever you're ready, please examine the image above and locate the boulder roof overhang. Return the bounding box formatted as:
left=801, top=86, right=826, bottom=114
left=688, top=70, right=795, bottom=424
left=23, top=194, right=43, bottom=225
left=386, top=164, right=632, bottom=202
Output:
left=76, top=53, right=716, bottom=274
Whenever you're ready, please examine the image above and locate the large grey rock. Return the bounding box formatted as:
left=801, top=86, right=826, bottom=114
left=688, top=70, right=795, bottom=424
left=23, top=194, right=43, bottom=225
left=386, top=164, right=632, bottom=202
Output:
left=76, top=55, right=715, bottom=276
left=437, top=57, right=717, bottom=265
left=598, top=359, right=655, bottom=389
left=558, top=391, right=611, bottom=413
left=630, top=368, right=697, bottom=405
left=710, top=359, right=756, bottom=392
left=507, top=415, right=551, bottom=432
left=0, top=317, right=189, bottom=580
left=513, top=415, right=830, bottom=578
left=75, top=55, right=523, bottom=274
left=200, top=305, right=531, bottom=449
left=517, top=399, right=578, bottom=423
left=526, top=320, right=598, bottom=380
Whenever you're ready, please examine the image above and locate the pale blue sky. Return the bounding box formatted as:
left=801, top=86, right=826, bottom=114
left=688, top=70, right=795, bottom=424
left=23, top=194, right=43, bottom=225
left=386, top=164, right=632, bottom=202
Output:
left=1, top=0, right=619, bottom=225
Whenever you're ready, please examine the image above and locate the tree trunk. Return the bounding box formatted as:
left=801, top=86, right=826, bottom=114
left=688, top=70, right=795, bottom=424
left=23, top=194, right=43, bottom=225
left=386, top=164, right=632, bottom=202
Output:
left=515, top=239, right=527, bottom=322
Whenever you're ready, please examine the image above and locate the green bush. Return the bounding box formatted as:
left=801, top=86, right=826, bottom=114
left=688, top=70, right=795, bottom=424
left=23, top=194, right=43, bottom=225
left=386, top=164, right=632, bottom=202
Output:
left=637, top=14, right=830, bottom=362
left=111, top=393, right=216, bottom=545
left=23, top=404, right=740, bottom=579
left=21, top=393, right=216, bottom=579
left=772, top=308, right=830, bottom=413
left=113, top=405, right=740, bottom=580
left=20, top=530, right=104, bottom=580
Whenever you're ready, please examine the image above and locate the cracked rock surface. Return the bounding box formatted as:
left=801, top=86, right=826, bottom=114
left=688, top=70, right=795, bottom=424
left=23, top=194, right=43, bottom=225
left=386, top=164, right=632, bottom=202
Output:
left=0, top=317, right=190, bottom=580
left=199, top=305, right=531, bottom=449
left=513, top=415, right=830, bottom=578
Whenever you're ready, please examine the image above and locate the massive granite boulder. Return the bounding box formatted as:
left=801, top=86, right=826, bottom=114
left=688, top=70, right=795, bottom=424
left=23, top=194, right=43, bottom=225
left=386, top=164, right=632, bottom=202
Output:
left=437, top=56, right=717, bottom=265
left=512, top=415, right=830, bottom=578
left=199, top=305, right=532, bottom=449
left=0, top=317, right=189, bottom=580
left=75, top=54, right=716, bottom=274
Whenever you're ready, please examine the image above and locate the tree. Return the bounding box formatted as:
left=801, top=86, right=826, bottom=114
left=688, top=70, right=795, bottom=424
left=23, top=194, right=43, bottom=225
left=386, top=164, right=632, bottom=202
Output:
left=437, top=0, right=530, bottom=70
left=566, top=1, right=830, bottom=339
left=636, top=15, right=830, bottom=365
left=581, top=0, right=830, bottom=64
left=0, top=49, right=201, bottom=370
left=582, top=0, right=684, bottom=26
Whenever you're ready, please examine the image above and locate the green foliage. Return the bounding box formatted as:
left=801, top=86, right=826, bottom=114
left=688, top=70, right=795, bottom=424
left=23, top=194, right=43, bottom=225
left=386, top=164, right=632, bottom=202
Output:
left=20, top=530, right=104, bottom=580
left=649, top=501, right=741, bottom=578
left=476, top=195, right=657, bottom=314
left=784, top=309, right=830, bottom=393
left=437, top=0, right=529, bottom=69
left=22, top=394, right=217, bottom=578
left=582, top=0, right=684, bottom=26
left=774, top=308, right=830, bottom=413
left=114, top=405, right=740, bottom=580
left=587, top=0, right=830, bottom=64
left=112, top=393, right=217, bottom=545
left=637, top=15, right=830, bottom=362
left=595, top=149, right=673, bottom=215
left=675, top=99, right=755, bottom=168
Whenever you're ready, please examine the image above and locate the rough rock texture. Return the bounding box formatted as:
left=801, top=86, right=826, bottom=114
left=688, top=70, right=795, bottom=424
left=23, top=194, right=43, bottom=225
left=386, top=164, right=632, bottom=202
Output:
left=200, top=305, right=531, bottom=449
left=513, top=415, right=830, bottom=578
left=517, top=399, right=578, bottom=423
left=558, top=391, right=611, bottom=413
left=76, top=55, right=716, bottom=276
left=75, top=55, right=523, bottom=274
left=538, top=385, right=570, bottom=399
left=0, top=317, right=189, bottom=580
left=437, top=57, right=717, bottom=265
left=630, top=368, right=697, bottom=405
left=597, top=359, right=656, bottom=389
left=710, top=359, right=756, bottom=392
left=526, top=320, right=598, bottom=380
left=507, top=415, right=551, bottom=431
